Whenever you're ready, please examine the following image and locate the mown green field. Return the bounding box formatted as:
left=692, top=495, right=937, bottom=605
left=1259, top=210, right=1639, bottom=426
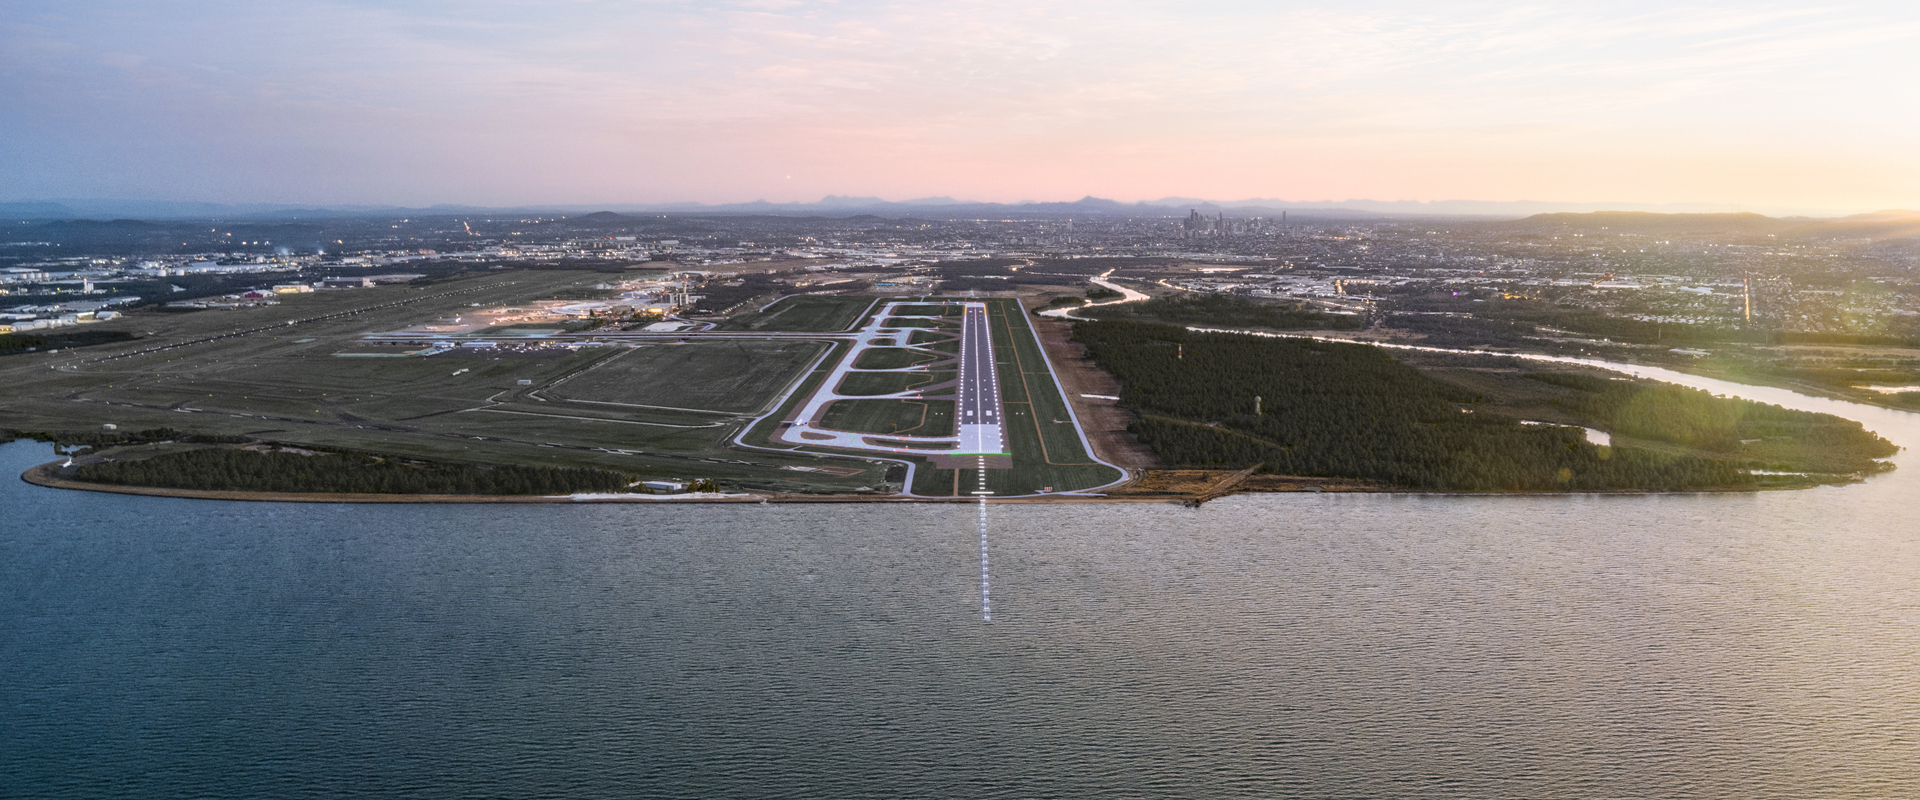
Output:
left=900, top=298, right=1122, bottom=496
left=716, top=295, right=876, bottom=332
left=984, top=300, right=1124, bottom=494
left=852, top=347, right=946, bottom=370
left=819, top=398, right=955, bottom=436
left=547, top=340, right=823, bottom=413
left=890, top=304, right=966, bottom=316
left=833, top=370, right=953, bottom=396
left=7, top=286, right=1118, bottom=497
left=729, top=296, right=1123, bottom=496
left=0, top=272, right=887, bottom=493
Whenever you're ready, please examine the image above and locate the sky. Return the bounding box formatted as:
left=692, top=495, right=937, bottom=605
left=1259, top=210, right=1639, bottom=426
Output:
left=2, top=0, right=1917, bottom=214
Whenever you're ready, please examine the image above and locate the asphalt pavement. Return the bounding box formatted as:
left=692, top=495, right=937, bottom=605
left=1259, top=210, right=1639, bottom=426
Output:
left=956, top=304, right=1006, bottom=455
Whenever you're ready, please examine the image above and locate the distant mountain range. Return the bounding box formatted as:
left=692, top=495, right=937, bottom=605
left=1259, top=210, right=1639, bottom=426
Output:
left=7, top=205, right=1916, bottom=253
left=1491, top=210, right=1920, bottom=239
left=0, top=196, right=1889, bottom=222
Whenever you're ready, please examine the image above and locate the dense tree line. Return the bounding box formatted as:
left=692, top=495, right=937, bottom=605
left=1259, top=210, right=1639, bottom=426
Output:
left=1773, top=330, right=1920, bottom=347
left=1398, top=299, right=1919, bottom=349
left=1087, top=294, right=1360, bottom=330
left=1027, top=257, right=1177, bottom=276
left=1072, top=320, right=1754, bottom=490
left=4, top=426, right=249, bottom=453
left=1526, top=373, right=1897, bottom=472
left=695, top=272, right=786, bottom=313
left=936, top=258, right=1172, bottom=288
left=1479, top=304, right=1743, bottom=345
left=0, top=329, right=139, bottom=355
left=1382, top=313, right=1540, bottom=347
left=938, top=275, right=1019, bottom=293
left=74, top=447, right=635, bottom=495
left=934, top=258, right=1027, bottom=275
left=1751, top=365, right=1920, bottom=388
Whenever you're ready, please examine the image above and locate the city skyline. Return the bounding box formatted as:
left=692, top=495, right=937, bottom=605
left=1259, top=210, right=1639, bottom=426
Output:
left=4, top=1, right=1916, bottom=214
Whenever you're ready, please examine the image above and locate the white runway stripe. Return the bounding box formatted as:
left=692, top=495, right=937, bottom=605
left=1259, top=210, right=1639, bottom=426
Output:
left=978, top=493, right=991, bottom=622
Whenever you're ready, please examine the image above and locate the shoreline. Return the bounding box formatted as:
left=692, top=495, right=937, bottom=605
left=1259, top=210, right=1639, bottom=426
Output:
left=21, top=460, right=1792, bottom=505
left=18, top=461, right=1155, bottom=504
left=1660, top=360, right=1920, bottom=414
left=14, top=333, right=1893, bottom=506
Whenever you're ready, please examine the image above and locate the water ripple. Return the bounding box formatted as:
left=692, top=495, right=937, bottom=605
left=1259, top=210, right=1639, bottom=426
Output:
left=2, top=441, right=1918, bottom=798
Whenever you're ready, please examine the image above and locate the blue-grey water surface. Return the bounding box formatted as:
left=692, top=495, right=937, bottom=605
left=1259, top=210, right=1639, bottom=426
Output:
left=5, top=369, right=1920, bottom=798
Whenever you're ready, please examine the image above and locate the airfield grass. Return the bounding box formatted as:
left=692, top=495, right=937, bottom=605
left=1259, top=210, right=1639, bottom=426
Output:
left=739, top=339, right=842, bottom=447
left=852, top=347, right=947, bottom=370
left=906, top=299, right=1123, bottom=497
left=716, top=295, right=876, bottom=332
left=0, top=271, right=883, bottom=492
left=881, top=318, right=958, bottom=330
left=891, top=304, right=966, bottom=316
left=6, top=285, right=1115, bottom=496
left=909, top=463, right=961, bottom=496
left=819, top=399, right=955, bottom=437
left=984, top=298, right=1124, bottom=493
left=910, top=330, right=957, bottom=346
left=460, top=401, right=731, bottom=427
left=833, top=370, right=954, bottom=396
left=77, top=349, right=614, bottom=424
left=204, top=350, right=592, bottom=395
left=15, top=397, right=860, bottom=491
left=226, top=419, right=871, bottom=493
left=870, top=438, right=957, bottom=450
left=479, top=321, right=591, bottom=334
left=546, top=340, right=823, bottom=413
left=414, top=411, right=735, bottom=452
left=733, top=339, right=912, bottom=489
left=739, top=297, right=1118, bottom=496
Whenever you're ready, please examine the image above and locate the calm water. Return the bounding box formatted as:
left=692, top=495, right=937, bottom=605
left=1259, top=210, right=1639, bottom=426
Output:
left=5, top=368, right=1919, bottom=799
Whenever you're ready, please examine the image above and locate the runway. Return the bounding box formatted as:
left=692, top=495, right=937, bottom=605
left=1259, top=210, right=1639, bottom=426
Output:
left=956, top=303, right=1007, bottom=456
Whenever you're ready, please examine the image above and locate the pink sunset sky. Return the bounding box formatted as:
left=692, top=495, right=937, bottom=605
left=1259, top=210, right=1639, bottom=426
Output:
left=2, top=0, right=1915, bottom=214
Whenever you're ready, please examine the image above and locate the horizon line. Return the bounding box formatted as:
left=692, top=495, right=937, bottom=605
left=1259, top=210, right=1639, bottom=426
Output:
left=4, top=195, right=1907, bottom=219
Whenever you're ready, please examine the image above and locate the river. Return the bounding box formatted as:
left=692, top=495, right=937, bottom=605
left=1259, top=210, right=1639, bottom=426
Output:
left=3, top=356, right=1917, bottom=798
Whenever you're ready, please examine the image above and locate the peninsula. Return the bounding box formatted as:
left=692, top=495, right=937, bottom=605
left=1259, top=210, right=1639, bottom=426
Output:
left=4, top=210, right=1908, bottom=502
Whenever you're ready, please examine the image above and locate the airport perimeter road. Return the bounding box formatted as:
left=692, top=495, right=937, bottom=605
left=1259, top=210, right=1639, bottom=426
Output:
left=957, top=303, right=1006, bottom=455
